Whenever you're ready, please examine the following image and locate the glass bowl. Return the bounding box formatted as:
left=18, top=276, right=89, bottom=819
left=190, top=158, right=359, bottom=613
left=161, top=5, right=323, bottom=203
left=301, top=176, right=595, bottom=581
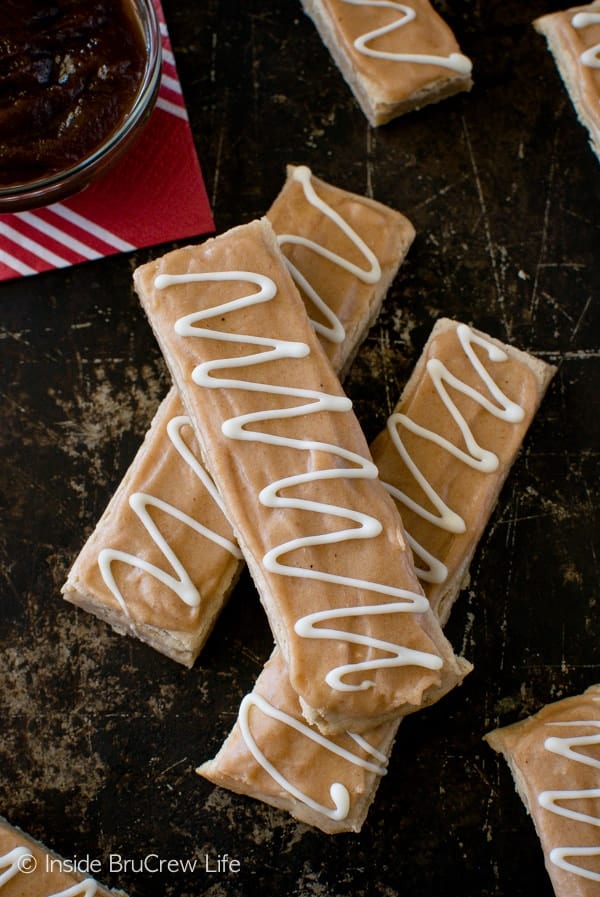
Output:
left=0, top=0, right=162, bottom=213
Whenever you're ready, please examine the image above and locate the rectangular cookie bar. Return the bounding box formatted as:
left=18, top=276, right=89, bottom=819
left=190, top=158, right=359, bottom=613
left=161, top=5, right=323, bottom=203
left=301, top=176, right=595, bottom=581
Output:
left=301, top=0, right=473, bottom=126
left=0, top=815, right=127, bottom=896
left=534, top=2, right=600, bottom=161
left=198, top=318, right=553, bottom=833
left=134, top=216, right=466, bottom=734
left=63, top=385, right=245, bottom=667
left=485, top=685, right=600, bottom=895
left=268, top=165, right=415, bottom=377
left=62, top=166, right=415, bottom=668
left=199, top=646, right=402, bottom=833
left=370, top=317, right=556, bottom=626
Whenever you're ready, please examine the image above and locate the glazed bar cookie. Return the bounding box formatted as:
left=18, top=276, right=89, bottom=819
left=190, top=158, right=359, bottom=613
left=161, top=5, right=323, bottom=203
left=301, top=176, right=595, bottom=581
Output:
left=370, top=318, right=556, bottom=626
left=301, top=0, right=473, bottom=126
left=534, top=2, right=600, bottom=161
left=199, top=647, right=402, bottom=833
left=269, top=165, right=415, bottom=376
left=135, top=217, right=466, bottom=734
left=485, top=685, right=600, bottom=895
left=0, top=815, right=127, bottom=896
left=62, top=386, right=244, bottom=667
left=62, top=166, right=415, bottom=667
left=198, top=319, right=552, bottom=833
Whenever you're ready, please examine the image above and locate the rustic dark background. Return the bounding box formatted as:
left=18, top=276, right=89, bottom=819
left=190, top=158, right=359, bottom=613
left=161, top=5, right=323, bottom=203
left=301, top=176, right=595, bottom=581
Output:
left=1, top=2, right=598, bottom=896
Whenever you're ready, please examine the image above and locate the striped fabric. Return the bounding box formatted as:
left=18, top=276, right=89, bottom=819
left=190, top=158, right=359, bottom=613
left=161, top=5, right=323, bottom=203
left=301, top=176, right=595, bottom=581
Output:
left=0, top=2, right=214, bottom=282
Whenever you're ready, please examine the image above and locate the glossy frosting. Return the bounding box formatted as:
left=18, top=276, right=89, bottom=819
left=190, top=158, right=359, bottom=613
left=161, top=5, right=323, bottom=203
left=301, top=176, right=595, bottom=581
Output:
left=267, top=165, right=415, bottom=374
left=343, top=0, right=471, bottom=73
left=540, top=712, right=600, bottom=882
left=276, top=166, right=381, bottom=348
left=572, top=10, right=600, bottom=69
left=152, top=243, right=442, bottom=701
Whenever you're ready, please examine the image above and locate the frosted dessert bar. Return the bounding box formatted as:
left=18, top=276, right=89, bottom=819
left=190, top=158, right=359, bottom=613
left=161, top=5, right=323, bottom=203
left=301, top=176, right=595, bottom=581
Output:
left=485, top=685, right=600, bottom=896
left=0, top=815, right=128, bottom=897
left=267, top=165, right=414, bottom=377
left=135, top=217, right=466, bottom=734
left=534, top=2, right=600, bottom=161
left=199, top=318, right=554, bottom=833
left=199, top=647, right=402, bottom=833
left=62, top=166, right=415, bottom=667
left=371, top=317, right=556, bottom=626
left=301, top=0, right=473, bottom=126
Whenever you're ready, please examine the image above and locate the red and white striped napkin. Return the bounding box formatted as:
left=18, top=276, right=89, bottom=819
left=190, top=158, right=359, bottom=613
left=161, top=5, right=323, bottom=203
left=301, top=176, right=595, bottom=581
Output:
left=0, top=1, right=214, bottom=282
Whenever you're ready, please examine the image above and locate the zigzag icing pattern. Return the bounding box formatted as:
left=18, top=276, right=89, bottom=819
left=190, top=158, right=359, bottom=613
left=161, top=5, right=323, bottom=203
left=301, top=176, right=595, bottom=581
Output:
left=382, top=323, right=525, bottom=585
left=571, top=11, right=600, bottom=69
left=96, top=167, right=390, bottom=623
left=341, top=0, right=472, bottom=74
left=154, top=268, right=442, bottom=691
left=97, top=414, right=242, bottom=619
left=539, top=706, right=600, bottom=883
left=239, top=692, right=388, bottom=821
left=276, top=165, right=381, bottom=345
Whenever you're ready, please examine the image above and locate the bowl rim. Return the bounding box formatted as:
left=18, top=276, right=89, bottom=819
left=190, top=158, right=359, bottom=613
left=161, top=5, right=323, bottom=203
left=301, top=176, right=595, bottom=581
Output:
left=0, top=0, right=163, bottom=203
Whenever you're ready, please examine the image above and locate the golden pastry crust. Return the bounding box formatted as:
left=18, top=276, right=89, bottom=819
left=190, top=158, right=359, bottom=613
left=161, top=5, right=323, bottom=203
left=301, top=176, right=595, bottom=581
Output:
left=485, top=685, right=600, bottom=897
left=534, top=2, right=600, bottom=161
left=0, top=816, right=127, bottom=897
left=62, top=166, right=414, bottom=667
left=301, top=0, right=473, bottom=125
left=371, top=317, right=556, bottom=626
left=135, top=217, right=466, bottom=733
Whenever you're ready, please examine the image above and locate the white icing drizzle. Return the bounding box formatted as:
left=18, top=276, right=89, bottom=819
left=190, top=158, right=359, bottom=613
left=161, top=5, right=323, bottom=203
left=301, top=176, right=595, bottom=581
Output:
left=0, top=848, right=97, bottom=895
left=276, top=165, right=381, bottom=346
left=382, top=323, right=525, bottom=584
left=549, top=847, right=600, bottom=883
left=239, top=692, right=388, bottom=821
left=0, top=847, right=32, bottom=887
left=572, top=12, right=600, bottom=69
left=96, top=165, right=386, bottom=621
left=538, top=715, right=600, bottom=883
left=341, top=0, right=472, bottom=74
left=98, top=414, right=242, bottom=618
left=154, top=268, right=442, bottom=691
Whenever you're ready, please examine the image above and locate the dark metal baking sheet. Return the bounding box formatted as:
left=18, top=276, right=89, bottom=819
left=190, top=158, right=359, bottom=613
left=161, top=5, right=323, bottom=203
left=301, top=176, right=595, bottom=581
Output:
left=1, top=2, right=598, bottom=896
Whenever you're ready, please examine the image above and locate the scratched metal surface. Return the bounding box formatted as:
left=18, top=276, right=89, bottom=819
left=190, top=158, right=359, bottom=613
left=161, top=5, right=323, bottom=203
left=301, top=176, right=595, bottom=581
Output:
left=0, top=1, right=598, bottom=896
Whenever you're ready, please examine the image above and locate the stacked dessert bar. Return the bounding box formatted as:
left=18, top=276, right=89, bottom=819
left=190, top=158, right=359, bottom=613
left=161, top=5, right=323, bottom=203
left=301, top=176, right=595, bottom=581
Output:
left=64, top=165, right=554, bottom=833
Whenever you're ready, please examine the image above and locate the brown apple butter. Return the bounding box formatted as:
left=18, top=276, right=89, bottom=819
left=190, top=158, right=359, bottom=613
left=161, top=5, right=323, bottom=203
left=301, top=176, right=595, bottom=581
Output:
left=0, top=0, right=147, bottom=187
